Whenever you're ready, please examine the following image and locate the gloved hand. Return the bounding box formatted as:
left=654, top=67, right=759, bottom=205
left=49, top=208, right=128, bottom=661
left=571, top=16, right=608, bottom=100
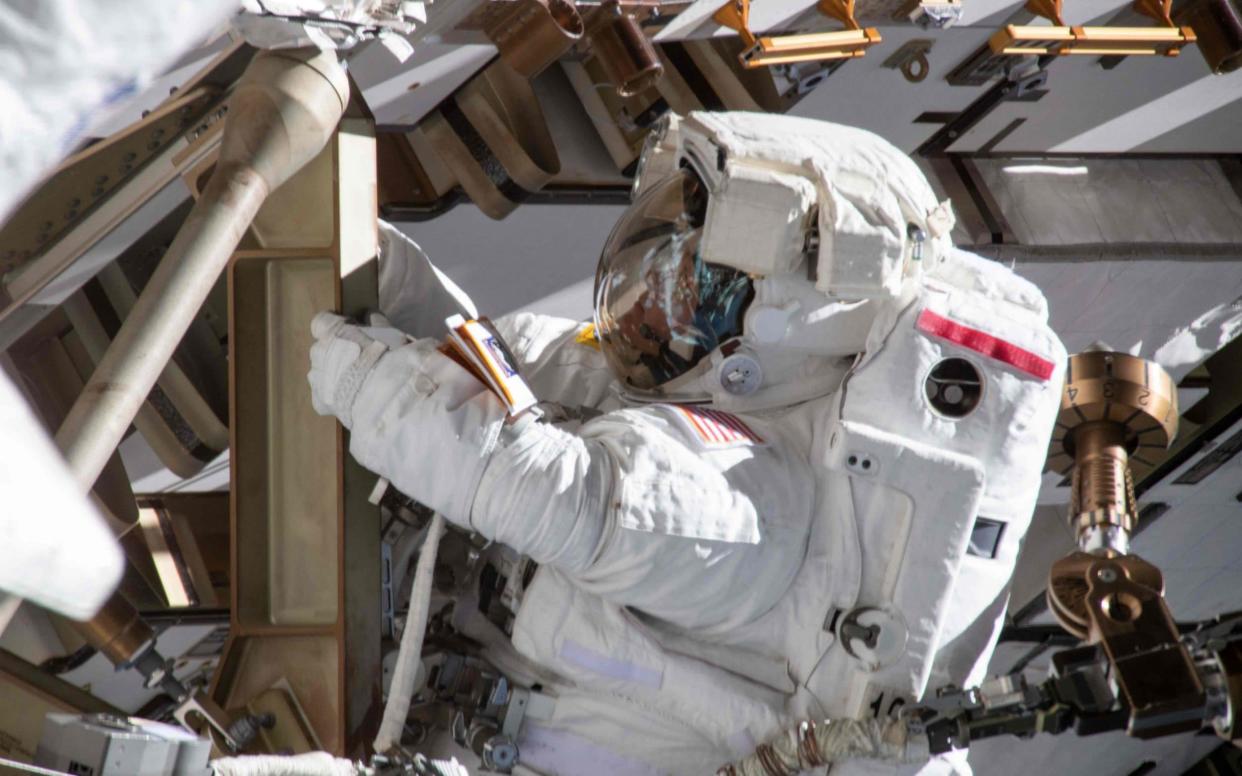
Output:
left=307, top=308, right=510, bottom=526
left=307, top=311, right=408, bottom=429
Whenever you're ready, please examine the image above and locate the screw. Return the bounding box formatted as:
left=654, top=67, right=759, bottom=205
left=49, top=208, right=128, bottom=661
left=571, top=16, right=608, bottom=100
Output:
left=1098, top=567, right=1118, bottom=583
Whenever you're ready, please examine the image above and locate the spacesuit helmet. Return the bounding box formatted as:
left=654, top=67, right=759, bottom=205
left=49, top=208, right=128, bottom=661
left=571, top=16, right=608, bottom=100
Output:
left=593, top=166, right=755, bottom=395
left=594, top=111, right=957, bottom=409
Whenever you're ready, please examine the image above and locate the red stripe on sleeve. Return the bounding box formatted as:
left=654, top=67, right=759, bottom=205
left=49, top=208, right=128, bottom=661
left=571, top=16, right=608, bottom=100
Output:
left=916, top=309, right=1054, bottom=381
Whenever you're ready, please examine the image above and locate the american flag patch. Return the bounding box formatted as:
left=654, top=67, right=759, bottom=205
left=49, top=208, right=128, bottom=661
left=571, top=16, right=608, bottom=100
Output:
left=669, top=405, right=766, bottom=448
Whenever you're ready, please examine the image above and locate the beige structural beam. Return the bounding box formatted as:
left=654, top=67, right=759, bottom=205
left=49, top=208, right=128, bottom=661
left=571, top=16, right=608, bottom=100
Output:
left=53, top=48, right=348, bottom=491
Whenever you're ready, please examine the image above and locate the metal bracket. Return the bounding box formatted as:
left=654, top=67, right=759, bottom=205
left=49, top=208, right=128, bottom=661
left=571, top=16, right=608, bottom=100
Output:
left=1133, top=0, right=1175, bottom=26
left=882, top=38, right=935, bottom=82
left=818, top=0, right=862, bottom=30
left=713, top=0, right=881, bottom=69
left=991, top=0, right=1195, bottom=57
left=897, top=0, right=964, bottom=29
left=713, top=0, right=758, bottom=49
left=1026, top=0, right=1067, bottom=25
left=173, top=691, right=243, bottom=752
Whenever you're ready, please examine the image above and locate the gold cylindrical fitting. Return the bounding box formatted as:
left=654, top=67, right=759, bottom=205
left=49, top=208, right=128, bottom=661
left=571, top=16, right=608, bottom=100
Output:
left=1070, top=421, right=1135, bottom=536
left=75, top=593, right=154, bottom=666
left=485, top=0, right=584, bottom=78
left=587, top=3, right=664, bottom=97
left=1047, top=350, right=1178, bottom=553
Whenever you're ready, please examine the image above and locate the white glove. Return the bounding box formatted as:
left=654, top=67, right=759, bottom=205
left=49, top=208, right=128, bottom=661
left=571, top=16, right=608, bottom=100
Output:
left=307, top=311, right=408, bottom=428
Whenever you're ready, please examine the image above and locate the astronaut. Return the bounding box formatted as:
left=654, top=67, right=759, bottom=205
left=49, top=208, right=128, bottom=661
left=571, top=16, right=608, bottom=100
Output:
left=307, top=112, right=1066, bottom=774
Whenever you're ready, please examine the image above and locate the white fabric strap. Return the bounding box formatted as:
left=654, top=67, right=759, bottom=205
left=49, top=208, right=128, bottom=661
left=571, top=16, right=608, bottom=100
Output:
left=558, top=638, right=664, bottom=689
left=518, top=723, right=663, bottom=776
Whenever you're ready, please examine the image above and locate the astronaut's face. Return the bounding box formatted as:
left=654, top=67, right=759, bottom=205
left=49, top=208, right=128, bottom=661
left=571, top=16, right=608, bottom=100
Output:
left=594, top=169, right=752, bottom=394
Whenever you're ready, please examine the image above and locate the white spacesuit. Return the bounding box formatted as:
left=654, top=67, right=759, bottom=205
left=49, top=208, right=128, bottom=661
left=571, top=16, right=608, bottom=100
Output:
left=307, top=112, right=1066, bottom=775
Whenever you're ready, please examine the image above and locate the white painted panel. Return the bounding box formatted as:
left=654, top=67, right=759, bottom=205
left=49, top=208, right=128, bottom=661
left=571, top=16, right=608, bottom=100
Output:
left=396, top=203, right=624, bottom=319
left=654, top=0, right=821, bottom=41
left=969, top=726, right=1218, bottom=776
left=1050, top=70, right=1242, bottom=153
left=350, top=41, right=496, bottom=126
left=971, top=158, right=1242, bottom=245
left=788, top=25, right=998, bottom=152
left=1013, top=259, right=1242, bottom=380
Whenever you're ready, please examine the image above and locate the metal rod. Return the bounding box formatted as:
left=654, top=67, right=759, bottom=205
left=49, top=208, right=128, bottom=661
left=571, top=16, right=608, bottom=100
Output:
left=53, top=48, right=348, bottom=491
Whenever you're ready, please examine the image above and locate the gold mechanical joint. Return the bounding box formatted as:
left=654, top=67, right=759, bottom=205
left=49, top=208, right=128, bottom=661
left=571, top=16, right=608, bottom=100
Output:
left=1046, top=350, right=1177, bottom=553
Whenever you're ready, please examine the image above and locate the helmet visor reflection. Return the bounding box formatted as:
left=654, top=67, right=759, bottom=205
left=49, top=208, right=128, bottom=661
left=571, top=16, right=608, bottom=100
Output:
left=594, top=169, right=752, bottom=393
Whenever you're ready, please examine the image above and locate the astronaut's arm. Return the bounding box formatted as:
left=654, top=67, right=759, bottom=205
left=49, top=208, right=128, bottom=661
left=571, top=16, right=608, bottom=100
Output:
left=490, top=311, right=621, bottom=410
left=307, top=313, right=610, bottom=573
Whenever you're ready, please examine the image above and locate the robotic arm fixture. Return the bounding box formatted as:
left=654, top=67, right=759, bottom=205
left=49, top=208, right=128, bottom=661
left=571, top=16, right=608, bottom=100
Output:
left=911, top=350, right=1242, bottom=754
